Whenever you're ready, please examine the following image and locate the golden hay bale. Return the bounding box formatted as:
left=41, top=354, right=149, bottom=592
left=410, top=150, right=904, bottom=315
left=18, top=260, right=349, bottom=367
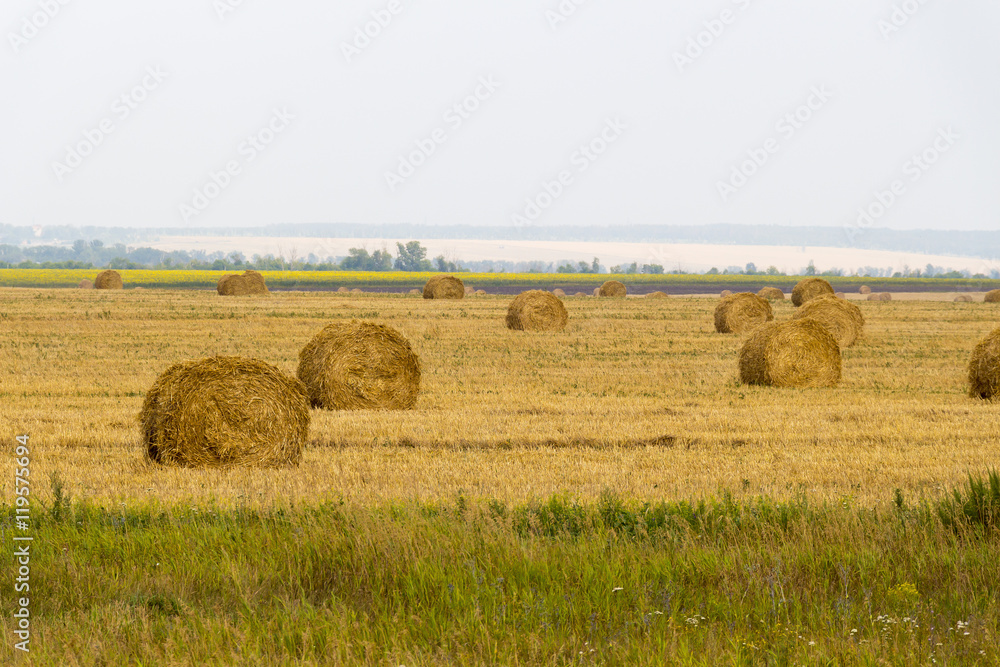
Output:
left=985, top=290, right=1000, bottom=303
left=834, top=292, right=846, bottom=299
left=506, top=290, right=569, bottom=332
left=599, top=280, right=627, bottom=297
left=408, top=288, right=421, bottom=295
left=140, top=356, right=309, bottom=468
left=792, top=295, right=864, bottom=347
left=955, top=295, right=974, bottom=303
left=791, top=277, right=834, bottom=307
left=218, top=271, right=268, bottom=296
left=646, top=291, right=669, bottom=299
left=297, top=321, right=421, bottom=410
left=859, top=285, right=872, bottom=294
left=79, top=279, right=93, bottom=289
left=968, top=327, right=1000, bottom=399
left=475, top=289, right=486, bottom=295
left=714, top=292, right=774, bottom=335
left=592, top=287, right=601, bottom=296
left=720, top=290, right=733, bottom=298
left=94, top=270, right=123, bottom=290
left=464, top=286, right=475, bottom=296
left=350, top=288, right=362, bottom=295
left=552, top=288, right=566, bottom=297
left=757, top=287, right=785, bottom=301
left=337, top=287, right=350, bottom=294
left=423, top=274, right=465, bottom=299
left=867, top=292, right=891, bottom=302
left=738, top=319, right=842, bottom=388
left=574, top=292, right=587, bottom=297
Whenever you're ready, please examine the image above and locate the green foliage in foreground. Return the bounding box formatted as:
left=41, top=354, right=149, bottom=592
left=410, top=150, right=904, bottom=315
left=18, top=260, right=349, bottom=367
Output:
left=2, top=477, right=1000, bottom=665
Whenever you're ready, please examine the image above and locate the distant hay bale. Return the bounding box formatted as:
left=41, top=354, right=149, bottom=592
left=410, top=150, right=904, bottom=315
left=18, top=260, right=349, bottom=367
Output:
left=79, top=279, right=93, bottom=289
left=720, top=290, right=733, bottom=298
left=464, top=286, right=475, bottom=296
left=834, top=292, right=846, bottom=299
left=574, top=292, right=587, bottom=297
left=350, top=288, right=362, bottom=295
left=791, top=277, right=835, bottom=307
left=423, top=274, right=465, bottom=300
left=408, top=288, right=421, bottom=295
left=985, top=290, right=1000, bottom=303
left=552, top=288, right=566, bottom=297
left=140, top=356, right=309, bottom=468
left=757, top=287, right=785, bottom=301
left=598, top=280, right=627, bottom=297
left=475, top=289, right=486, bottom=295
left=337, top=287, right=349, bottom=294
left=94, top=270, right=123, bottom=290
left=646, top=291, right=669, bottom=299
left=859, top=285, right=872, bottom=295
left=955, top=295, right=974, bottom=303
left=506, top=290, right=569, bottom=332
left=592, top=287, right=601, bottom=296
left=739, top=319, right=842, bottom=388
left=714, top=292, right=774, bottom=335
left=297, top=321, right=421, bottom=410
left=968, top=327, right=1000, bottom=399
left=217, top=271, right=268, bottom=296
left=867, top=292, right=891, bottom=302
left=792, top=295, right=864, bottom=347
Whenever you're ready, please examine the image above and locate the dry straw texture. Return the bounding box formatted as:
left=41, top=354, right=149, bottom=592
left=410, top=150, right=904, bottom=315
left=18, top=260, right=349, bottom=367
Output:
left=720, top=290, right=733, bottom=298
left=968, top=327, right=1000, bottom=399
left=574, top=292, right=587, bottom=297
left=78, top=279, right=93, bottom=289
left=140, top=356, right=309, bottom=468
left=423, top=274, right=465, bottom=300
left=792, top=295, right=864, bottom=347
left=598, top=280, right=627, bottom=297
left=552, top=288, right=566, bottom=297
left=955, top=295, right=974, bottom=303
left=350, top=289, right=362, bottom=295
left=217, top=271, right=269, bottom=296
left=592, top=287, right=601, bottom=296
left=646, top=291, right=669, bottom=299
left=464, top=286, right=475, bottom=296
left=791, top=277, right=835, bottom=306
left=757, top=287, right=785, bottom=301
left=94, top=270, right=123, bottom=290
left=408, top=289, right=421, bottom=295
left=297, top=320, right=421, bottom=410
left=337, top=287, right=350, bottom=294
left=867, top=293, right=892, bottom=302
left=475, top=289, right=486, bottom=295
left=834, top=292, right=846, bottom=299
left=859, top=285, right=872, bottom=294
left=714, top=292, right=774, bottom=335
left=506, top=290, right=569, bottom=332
left=739, top=319, right=842, bottom=388
left=985, top=290, right=1000, bottom=303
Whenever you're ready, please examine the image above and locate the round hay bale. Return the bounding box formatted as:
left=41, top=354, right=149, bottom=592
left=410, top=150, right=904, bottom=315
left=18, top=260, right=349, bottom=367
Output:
left=464, top=286, right=475, bottom=296
left=574, top=292, right=587, bottom=297
left=506, top=290, right=569, bottom=332
left=859, top=285, right=872, bottom=295
left=140, top=356, right=309, bottom=468
left=968, top=327, right=1000, bottom=399
left=475, top=289, right=486, bottom=295
left=757, top=287, right=785, bottom=301
left=598, top=280, right=627, bottom=297
left=78, top=279, right=93, bottom=289
left=423, top=274, right=465, bottom=300
left=408, top=288, right=421, bottom=295
left=337, top=287, right=349, bottom=294
left=714, top=292, right=774, bottom=335
left=834, top=292, right=846, bottom=299
left=350, top=288, right=362, bottom=295
left=241, top=270, right=269, bottom=295
left=791, top=277, right=834, bottom=307
left=646, top=291, right=669, bottom=299
left=867, top=292, right=891, bottom=302
left=720, top=290, right=733, bottom=298
left=217, top=271, right=268, bottom=296
left=94, top=270, right=123, bottom=290
left=739, top=319, right=842, bottom=388
left=985, top=290, right=1000, bottom=303
left=297, top=321, right=421, bottom=410
left=592, top=287, right=601, bottom=297
left=792, top=295, right=864, bottom=347
left=552, top=288, right=566, bottom=297
left=954, top=295, right=974, bottom=303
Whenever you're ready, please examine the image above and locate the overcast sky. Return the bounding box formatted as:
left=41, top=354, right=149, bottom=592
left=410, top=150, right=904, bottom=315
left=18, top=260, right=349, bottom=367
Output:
left=2, top=1, right=998, bottom=234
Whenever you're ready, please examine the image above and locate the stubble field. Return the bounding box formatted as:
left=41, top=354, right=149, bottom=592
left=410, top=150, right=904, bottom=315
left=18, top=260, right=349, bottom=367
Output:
left=2, top=286, right=1000, bottom=665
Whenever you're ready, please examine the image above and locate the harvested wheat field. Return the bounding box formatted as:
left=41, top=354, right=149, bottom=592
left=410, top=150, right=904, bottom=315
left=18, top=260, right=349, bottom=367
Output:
left=1, top=287, right=999, bottom=510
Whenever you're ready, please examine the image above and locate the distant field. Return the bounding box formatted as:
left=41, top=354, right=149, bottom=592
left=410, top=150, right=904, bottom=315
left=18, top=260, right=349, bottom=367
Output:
left=3, top=287, right=1000, bottom=664
left=2, top=267, right=999, bottom=294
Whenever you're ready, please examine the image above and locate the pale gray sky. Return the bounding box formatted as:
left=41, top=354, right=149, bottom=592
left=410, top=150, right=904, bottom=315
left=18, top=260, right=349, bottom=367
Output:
left=2, top=1, right=998, bottom=232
